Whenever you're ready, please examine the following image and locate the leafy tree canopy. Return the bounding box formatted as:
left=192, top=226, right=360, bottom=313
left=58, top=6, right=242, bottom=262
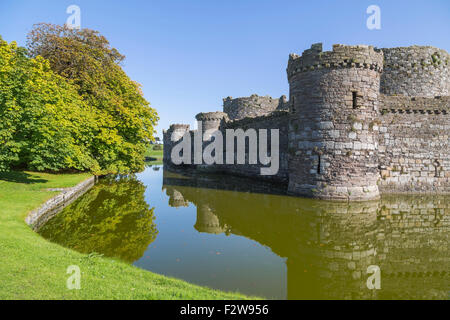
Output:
left=0, top=36, right=99, bottom=172
left=0, top=24, right=158, bottom=174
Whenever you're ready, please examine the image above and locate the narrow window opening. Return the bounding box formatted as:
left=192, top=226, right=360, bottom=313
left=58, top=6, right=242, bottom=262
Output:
left=291, top=96, right=296, bottom=113
left=317, top=155, right=321, bottom=174
left=434, top=160, right=440, bottom=177
left=352, top=91, right=358, bottom=109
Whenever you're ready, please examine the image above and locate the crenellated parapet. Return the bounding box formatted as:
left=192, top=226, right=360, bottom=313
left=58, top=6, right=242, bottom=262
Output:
left=195, top=111, right=228, bottom=132
left=380, top=95, right=450, bottom=114
left=287, top=43, right=384, bottom=80
left=167, top=124, right=190, bottom=132
left=223, top=94, right=289, bottom=120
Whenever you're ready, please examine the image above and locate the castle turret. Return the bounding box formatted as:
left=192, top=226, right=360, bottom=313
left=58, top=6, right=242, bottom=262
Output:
left=195, top=111, right=228, bottom=132
left=381, top=46, right=450, bottom=97
left=223, top=94, right=287, bottom=120
left=163, top=124, right=190, bottom=164
left=287, top=43, right=384, bottom=201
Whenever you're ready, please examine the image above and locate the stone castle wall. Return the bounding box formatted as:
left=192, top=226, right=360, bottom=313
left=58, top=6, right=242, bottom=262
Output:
left=378, top=95, right=450, bottom=193
left=164, top=43, right=450, bottom=200
left=223, top=94, right=289, bottom=120
left=163, top=111, right=290, bottom=184
left=381, top=46, right=450, bottom=97
left=218, top=111, right=289, bottom=183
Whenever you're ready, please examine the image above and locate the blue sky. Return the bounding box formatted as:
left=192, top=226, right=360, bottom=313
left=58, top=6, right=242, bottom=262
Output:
left=0, top=0, right=449, bottom=136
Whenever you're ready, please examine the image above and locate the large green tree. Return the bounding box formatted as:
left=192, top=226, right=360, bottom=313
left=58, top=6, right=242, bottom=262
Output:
left=27, top=23, right=158, bottom=174
left=0, top=37, right=99, bottom=172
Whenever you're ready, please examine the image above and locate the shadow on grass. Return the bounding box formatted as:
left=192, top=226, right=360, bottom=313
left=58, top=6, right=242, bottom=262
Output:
left=0, top=171, right=48, bottom=184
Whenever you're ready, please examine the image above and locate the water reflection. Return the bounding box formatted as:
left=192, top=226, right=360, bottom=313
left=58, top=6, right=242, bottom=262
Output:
left=38, top=167, right=449, bottom=299
left=162, top=169, right=450, bottom=300
left=39, top=176, right=158, bottom=263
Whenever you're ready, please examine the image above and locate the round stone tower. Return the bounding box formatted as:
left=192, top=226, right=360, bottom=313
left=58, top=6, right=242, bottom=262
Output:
left=287, top=43, right=384, bottom=201
left=381, top=46, right=450, bottom=97
left=195, top=111, right=228, bottom=133
left=163, top=124, right=190, bottom=164
left=222, top=94, right=287, bottom=120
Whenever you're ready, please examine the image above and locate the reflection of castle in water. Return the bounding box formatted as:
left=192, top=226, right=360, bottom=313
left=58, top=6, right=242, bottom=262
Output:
left=163, top=168, right=449, bottom=300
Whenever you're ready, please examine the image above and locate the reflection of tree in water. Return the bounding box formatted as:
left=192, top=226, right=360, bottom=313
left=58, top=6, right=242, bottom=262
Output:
left=39, top=175, right=158, bottom=263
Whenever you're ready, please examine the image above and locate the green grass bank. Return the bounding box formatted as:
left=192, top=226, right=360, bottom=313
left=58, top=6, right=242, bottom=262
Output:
left=0, top=171, right=254, bottom=300
left=145, top=145, right=163, bottom=165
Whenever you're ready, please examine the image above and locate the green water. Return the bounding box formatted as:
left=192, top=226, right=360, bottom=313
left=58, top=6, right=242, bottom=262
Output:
left=38, top=165, right=450, bottom=299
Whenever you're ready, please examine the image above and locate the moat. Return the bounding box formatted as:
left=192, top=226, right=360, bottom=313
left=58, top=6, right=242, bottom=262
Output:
left=38, top=165, right=449, bottom=299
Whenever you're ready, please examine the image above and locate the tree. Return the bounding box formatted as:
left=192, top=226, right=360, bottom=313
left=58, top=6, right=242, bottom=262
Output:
left=0, top=37, right=99, bottom=172
left=27, top=23, right=159, bottom=174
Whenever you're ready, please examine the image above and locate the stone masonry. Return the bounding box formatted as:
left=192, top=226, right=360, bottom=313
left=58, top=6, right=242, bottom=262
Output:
left=223, top=94, right=289, bottom=120
left=25, top=176, right=96, bottom=230
left=164, top=43, right=450, bottom=201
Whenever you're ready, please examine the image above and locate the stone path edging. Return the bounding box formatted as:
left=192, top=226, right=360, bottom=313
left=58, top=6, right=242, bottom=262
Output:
left=25, top=176, right=97, bottom=231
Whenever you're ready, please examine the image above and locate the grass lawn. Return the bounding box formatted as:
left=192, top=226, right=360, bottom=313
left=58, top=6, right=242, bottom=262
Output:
left=145, top=144, right=164, bottom=165
left=0, top=171, right=254, bottom=300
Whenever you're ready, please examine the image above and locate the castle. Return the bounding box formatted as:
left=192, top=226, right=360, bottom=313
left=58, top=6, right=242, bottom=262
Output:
left=164, top=43, right=450, bottom=201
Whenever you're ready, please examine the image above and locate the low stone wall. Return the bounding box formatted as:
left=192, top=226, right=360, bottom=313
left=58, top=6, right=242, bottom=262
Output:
left=25, top=176, right=97, bottom=231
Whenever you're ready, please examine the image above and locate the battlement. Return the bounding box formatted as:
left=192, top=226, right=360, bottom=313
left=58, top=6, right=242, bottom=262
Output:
left=380, top=95, right=450, bottom=114
left=168, top=124, right=190, bottom=131
left=223, top=94, right=289, bottom=120
left=195, top=111, right=229, bottom=132
left=287, top=43, right=384, bottom=79
left=225, top=110, right=289, bottom=129
left=195, top=111, right=229, bottom=121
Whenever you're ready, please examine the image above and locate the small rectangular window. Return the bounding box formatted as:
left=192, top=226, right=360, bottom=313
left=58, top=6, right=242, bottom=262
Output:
left=317, top=155, right=321, bottom=174
left=352, top=92, right=358, bottom=109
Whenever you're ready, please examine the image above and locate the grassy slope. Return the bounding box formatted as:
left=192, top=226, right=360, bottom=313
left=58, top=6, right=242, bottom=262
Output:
left=145, top=145, right=163, bottom=165
left=0, top=171, right=253, bottom=300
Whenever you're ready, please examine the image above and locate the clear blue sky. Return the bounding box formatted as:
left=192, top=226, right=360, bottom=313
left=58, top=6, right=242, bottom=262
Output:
left=0, top=0, right=449, bottom=136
